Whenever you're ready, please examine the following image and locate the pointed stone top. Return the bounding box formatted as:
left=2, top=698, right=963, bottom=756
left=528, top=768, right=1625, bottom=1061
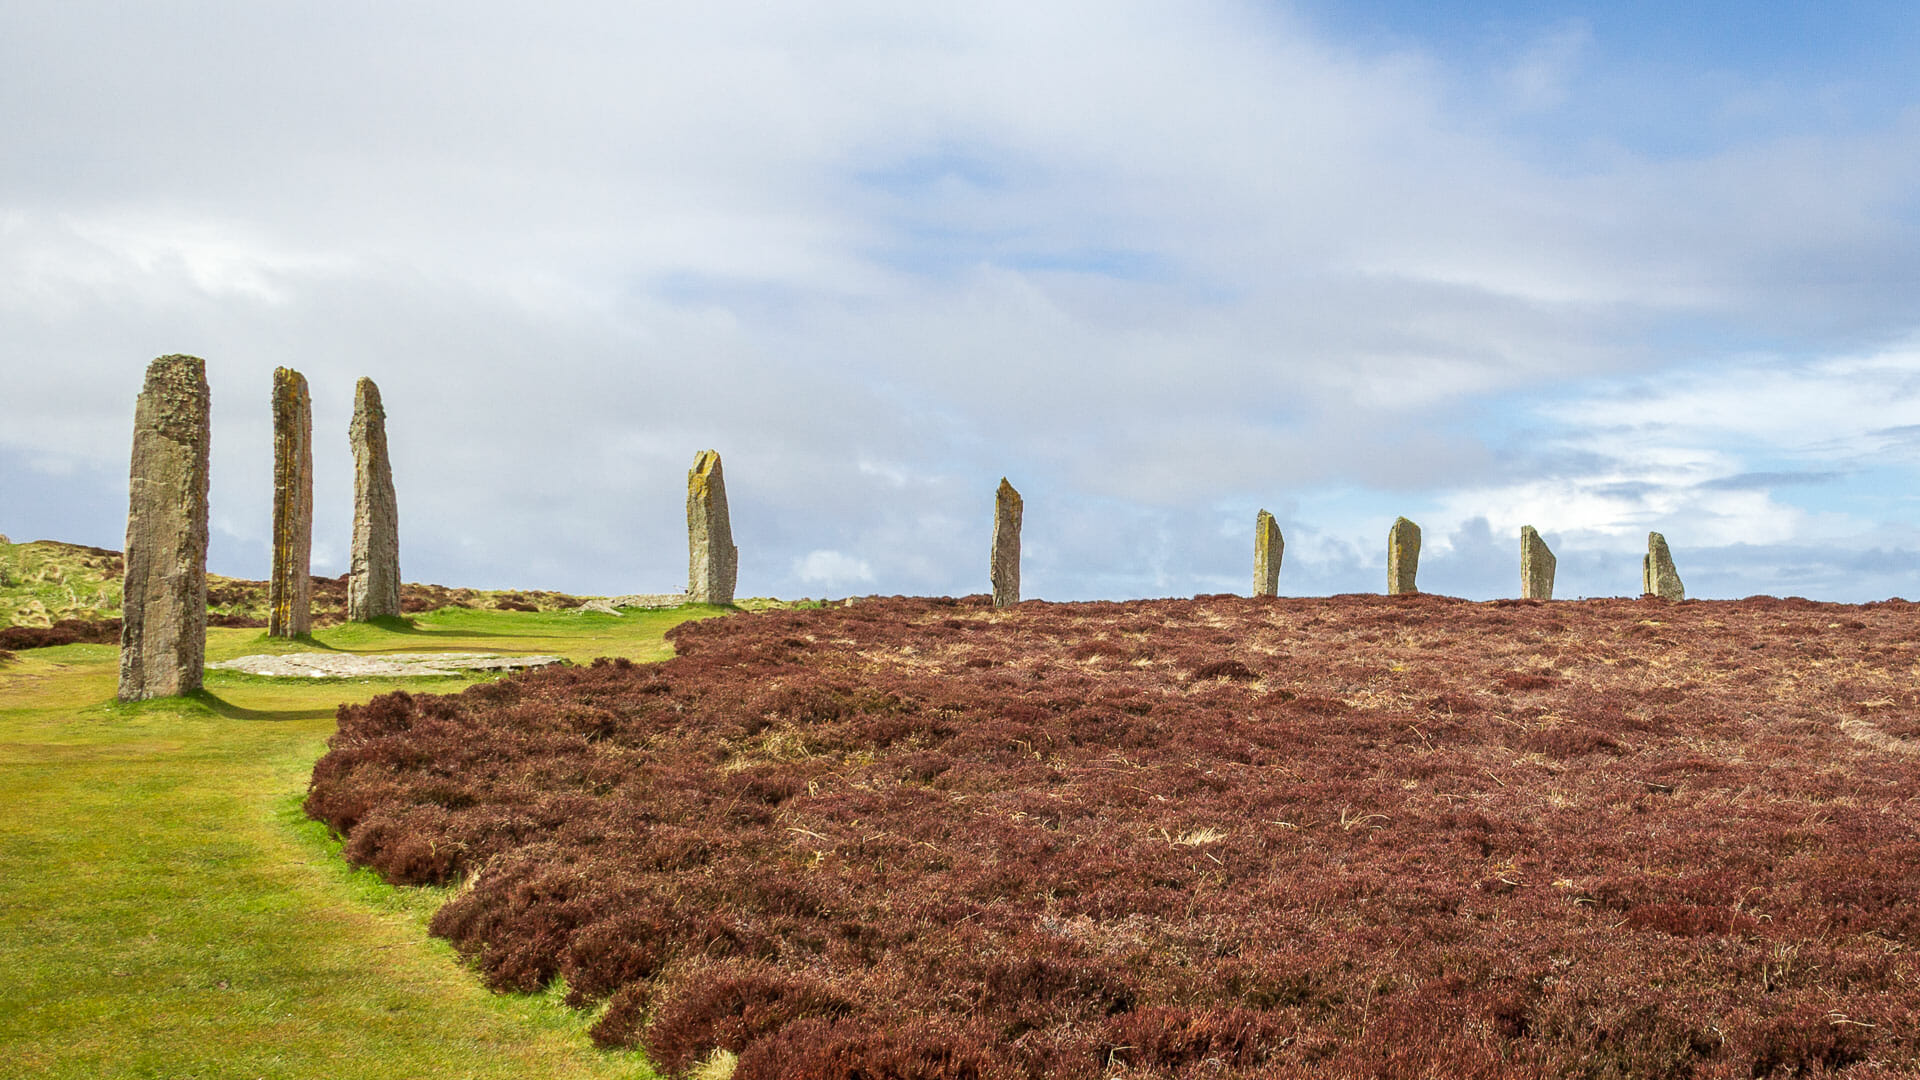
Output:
left=1645, top=531, right=1685, bottom=600
left=1393, top=515, right=1417, bottom=530
left=689, top=449, right=723, bottom=496
left=353, top=376, right=383, bottom=411
left=997, top=477, right=1021, bottom=503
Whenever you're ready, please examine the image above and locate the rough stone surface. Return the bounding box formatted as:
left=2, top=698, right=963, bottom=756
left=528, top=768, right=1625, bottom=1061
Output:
left=576, top=599, right=623, bottom=615
left=268, top=367, right=313, bottom=637
left=347, top=377, right=401, bottom=621
left=1387, top=516, right=1421, bottom=595
left=686, top=450, right=738, bottom=605
left=991, top=478, right=1022, bottom=609
left=1253, top=509, right=1283, bottom=597
left=119, top=354, right=210, bottom=701
left=208, top=651, right=562, bottom=678
left=1520, top=525, right=1556, bottom=601
left=1644, top=531, right=1685, bottom=600
left=610, top=593, right=690, bottom=610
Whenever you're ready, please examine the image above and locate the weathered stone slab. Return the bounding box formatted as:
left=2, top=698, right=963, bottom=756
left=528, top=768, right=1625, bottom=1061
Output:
left=991, top=478, right=1022, bottom=608
left=208, top=651, right=563, bottom=678
left=1253, top=509, right=1283, bottom=597
left=687, top=450, right=738, bottom=605
left=576, top=599, right=623, bottom=615
left=609, top=593, right=690, bottom=610
left=1387, top=516, right=1421, bottom=595
left=1520, top=525, right=1555, bottom=601
left=268, top=367, right=313, bottom=637
left=119, top=354, right=210, bottom=701
left=1643, top=531, right=1685, bottom=600
left=348, top=377, right=401, bottom=621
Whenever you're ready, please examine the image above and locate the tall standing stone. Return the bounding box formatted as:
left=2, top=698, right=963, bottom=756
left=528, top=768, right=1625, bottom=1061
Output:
left=268, top=367, right=313, bottom=637
left=118, top=354, right=210, bottom=702
left=687, top=449, right=737, bottom=605
left=1253, top=509, right=1283, bottom=597
left=1520, top=525, right=1556, bottom=601
left=1387, top=516, right=1421, bottom=595
left=990, top=478, right=1022, bottom=609
left=1643, top=531, right=1685, bottom=600
left=347, top=377, right=401, bottom=621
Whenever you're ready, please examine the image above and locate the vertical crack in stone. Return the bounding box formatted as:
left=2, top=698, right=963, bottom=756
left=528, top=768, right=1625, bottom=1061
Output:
left=1253, top=509, right=1283, bottom=597
left=687, top=449, right=737, bottom=605
left=1387, top=516, right=1421, bottom=595
left=348, top=377, right=401, bottom=621
left=991, top=478, right=1022, bottom=609
left=268, top=367, right=313, bottom=637
left=119, top=354, right=210, bottom=701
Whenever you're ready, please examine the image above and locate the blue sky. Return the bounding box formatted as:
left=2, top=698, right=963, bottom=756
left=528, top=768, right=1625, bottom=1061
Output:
left=6, top=1, right=1920, bottom=601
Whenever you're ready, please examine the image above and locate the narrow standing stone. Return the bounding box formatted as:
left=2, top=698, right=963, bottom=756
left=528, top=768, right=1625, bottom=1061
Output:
left=1643, top=531, right=1685, bottom=600
left=1387, top=516, right=1421, bottom=595
left=268, top=367, right=313, bottom=637
left=119, top=354, right=210, bottom=701
left=687, top=449, right=737, bottom=605
left=1520, top=525, right=1556, bottom=601
left=991, top=478, right=1022, bottom=608
left=1253, top=509, right=1283, bottom=597
left=347, top=377, right=401, bottom=621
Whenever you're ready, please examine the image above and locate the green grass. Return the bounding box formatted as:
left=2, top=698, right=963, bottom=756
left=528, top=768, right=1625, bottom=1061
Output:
left=0, top=604, right=733, bottom=1079
left=0, top=538, right=123, bottom=625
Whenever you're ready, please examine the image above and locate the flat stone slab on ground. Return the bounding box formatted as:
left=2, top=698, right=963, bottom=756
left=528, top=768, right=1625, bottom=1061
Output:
left=607, top=593, right=689, bottom=609
left=209, top=651, right=565, bottom=678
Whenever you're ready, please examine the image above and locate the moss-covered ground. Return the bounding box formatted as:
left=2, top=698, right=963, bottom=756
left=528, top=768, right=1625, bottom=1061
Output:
left=0, top=605, right=733, bottom=1079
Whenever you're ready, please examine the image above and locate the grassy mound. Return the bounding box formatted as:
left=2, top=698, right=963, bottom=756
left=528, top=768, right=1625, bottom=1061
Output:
left=307, top=593, right=1920, bottom=1077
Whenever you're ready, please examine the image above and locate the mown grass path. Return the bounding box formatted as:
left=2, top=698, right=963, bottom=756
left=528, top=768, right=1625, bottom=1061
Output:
left=0, top=607, right=725, bottom=1079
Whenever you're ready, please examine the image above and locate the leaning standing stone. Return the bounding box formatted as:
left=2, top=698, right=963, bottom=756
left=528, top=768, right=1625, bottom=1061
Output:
left=687, top=449, right=738, bottom=605
left=991, top=478, right=1022, bottom=608
left=268, top=367, right=313, bottom=637
left=1387, top=516, right=1421, bottom=595
left=347, top=377, right=401, bottom=621
left=1643, top=531, right=1685, bottom=600
left=119, top=354, right=210, bottom=701
left=1520, top=525, right=1555, bottom=601
left=1253, top=509, right=1283, bottom=597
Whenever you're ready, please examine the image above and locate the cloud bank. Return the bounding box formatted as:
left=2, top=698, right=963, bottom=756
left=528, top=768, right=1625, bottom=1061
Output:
left=6, top=2, right=1920, bottom=601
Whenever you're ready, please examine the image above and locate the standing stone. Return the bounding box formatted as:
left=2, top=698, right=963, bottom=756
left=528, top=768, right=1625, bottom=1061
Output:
left=990, top=478, right=1022, bottom=609
left=118, top=355, right=210, bottom=701
left=1643, top=531, right=1685, bottom=600
left=1387, top=516, right=1421, bottom=595
left=347, top=377, right=401, bottom=621
left=268, top=367, right=313, bottom=637
left=1253, top=509, right=1283, bottom=597
left=1520, top=525, right=1556, bottom=601
left=687, top=449, right=737, bottom=605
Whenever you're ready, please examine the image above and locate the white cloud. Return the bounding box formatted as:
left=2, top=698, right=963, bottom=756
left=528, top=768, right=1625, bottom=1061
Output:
left=793, top=550, right=876, bottom=590
left=4, top=3, right=1920, bottom=602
